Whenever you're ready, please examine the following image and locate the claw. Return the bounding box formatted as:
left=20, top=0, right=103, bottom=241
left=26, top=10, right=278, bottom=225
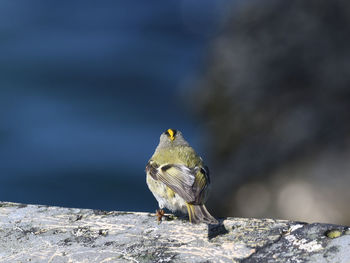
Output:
left=156, top=209, right=165, bottom=223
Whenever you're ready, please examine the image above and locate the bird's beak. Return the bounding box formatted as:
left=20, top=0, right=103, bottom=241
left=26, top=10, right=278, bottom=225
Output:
left=168, top=129, right=175, bottom=141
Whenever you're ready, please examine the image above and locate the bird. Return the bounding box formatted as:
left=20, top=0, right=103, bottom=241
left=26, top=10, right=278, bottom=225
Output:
left=146, top=129, right=218, bottom=224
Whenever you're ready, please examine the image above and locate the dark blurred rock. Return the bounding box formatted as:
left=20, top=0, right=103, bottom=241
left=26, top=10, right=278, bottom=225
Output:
left=193, top=0, right=350, bottom=224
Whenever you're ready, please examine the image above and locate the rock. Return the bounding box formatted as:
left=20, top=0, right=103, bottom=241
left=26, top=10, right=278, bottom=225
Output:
left=0, top=201, right=349, bottom=262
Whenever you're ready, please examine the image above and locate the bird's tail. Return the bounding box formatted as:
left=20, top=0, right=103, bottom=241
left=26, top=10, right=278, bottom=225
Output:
left=186, top=203, right=218, bottom=224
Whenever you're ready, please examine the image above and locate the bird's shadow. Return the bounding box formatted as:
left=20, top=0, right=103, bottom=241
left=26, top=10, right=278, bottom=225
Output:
left=163, top=212, right=228, bottom=240
left=207, top=218, right=229, bottom=240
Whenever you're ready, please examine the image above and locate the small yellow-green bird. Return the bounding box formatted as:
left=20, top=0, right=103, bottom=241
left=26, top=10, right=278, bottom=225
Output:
left=146, top=129, right=217, bottom=224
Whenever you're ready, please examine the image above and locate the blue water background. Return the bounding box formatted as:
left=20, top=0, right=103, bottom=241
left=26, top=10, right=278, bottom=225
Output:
left=0, top=0, right=231, bottom=212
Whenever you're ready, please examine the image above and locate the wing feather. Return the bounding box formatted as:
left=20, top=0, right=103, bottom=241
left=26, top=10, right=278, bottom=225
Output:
left=146, top=161, right=209, bottom=204
left=158, top=164, right=196, bottom=202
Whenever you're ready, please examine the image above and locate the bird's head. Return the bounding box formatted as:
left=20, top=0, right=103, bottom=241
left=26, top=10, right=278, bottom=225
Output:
left=157, top=129, right=189, bottom=148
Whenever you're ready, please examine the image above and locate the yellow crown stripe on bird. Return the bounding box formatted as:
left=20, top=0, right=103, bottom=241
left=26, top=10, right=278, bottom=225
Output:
left=167, top=129, right=175, bottom=141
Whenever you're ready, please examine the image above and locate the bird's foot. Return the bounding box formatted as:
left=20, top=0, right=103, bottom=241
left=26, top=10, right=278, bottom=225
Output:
left=156, top=209, right=165, bottom=223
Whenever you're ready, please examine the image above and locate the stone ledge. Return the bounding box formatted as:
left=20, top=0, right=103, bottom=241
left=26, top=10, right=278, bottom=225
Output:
left=0, top=201, right=349, bottom=262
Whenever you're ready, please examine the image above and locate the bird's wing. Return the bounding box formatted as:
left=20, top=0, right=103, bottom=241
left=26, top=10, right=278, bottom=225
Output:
left=192, top=166, right=210, bottom=204
left=146, top=161, right=197, bottom=203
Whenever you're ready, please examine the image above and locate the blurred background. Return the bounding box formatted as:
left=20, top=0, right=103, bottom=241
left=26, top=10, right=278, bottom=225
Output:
left=1, top=0, right=350, bottom=225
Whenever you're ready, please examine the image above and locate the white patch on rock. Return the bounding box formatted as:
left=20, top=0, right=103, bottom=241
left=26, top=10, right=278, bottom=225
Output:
left=285, top=235, right=323, bottom=252
left=290, top=224, right=304, bottom=232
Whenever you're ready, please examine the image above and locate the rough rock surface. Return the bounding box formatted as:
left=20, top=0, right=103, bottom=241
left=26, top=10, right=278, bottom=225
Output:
left=0, top=202, right=349, bottom=263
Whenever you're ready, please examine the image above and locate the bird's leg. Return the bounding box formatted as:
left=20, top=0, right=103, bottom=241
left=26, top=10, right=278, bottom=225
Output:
left=156, top=209, right=165, bottom=223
